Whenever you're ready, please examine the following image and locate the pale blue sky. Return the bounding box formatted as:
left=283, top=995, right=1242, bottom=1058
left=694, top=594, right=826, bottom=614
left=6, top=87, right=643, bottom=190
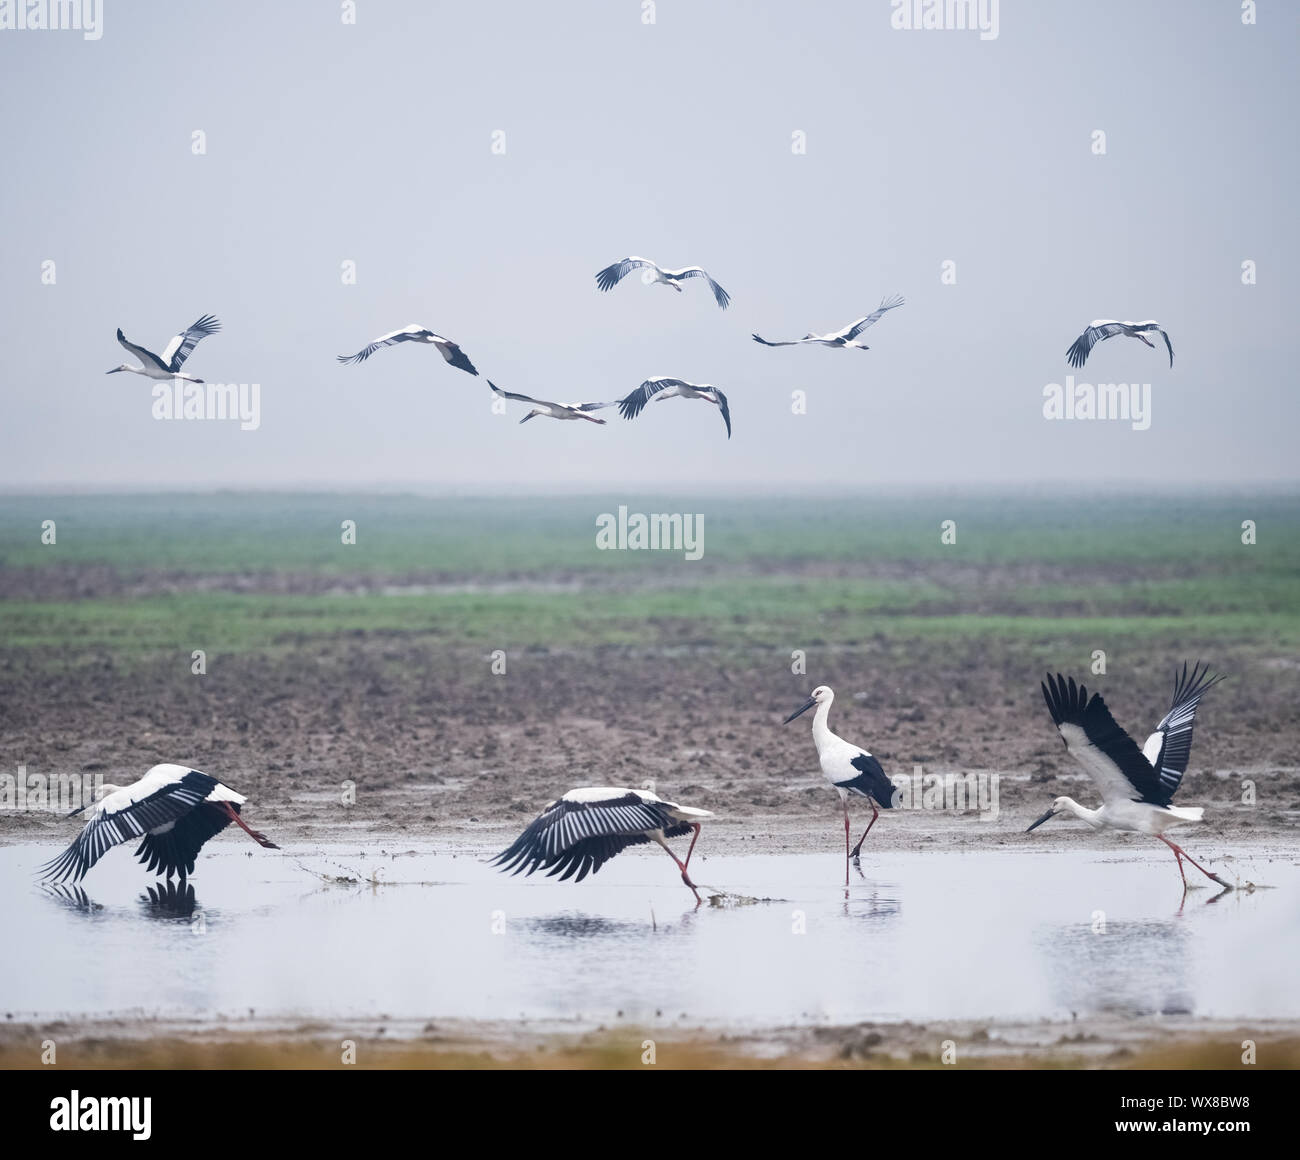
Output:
left=0, top=0, right=1295, bottom=488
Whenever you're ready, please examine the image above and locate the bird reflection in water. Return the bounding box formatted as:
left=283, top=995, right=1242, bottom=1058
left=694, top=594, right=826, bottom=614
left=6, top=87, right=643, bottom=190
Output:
left=40, top=883, right=102, bottom=913
left=139, top=880, right=199, bottom=920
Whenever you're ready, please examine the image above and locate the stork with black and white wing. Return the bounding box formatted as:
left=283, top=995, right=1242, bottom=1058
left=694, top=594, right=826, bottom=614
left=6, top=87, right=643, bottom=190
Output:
left=488, top=380, right=619, bottom=424
left=106, top=314, right=221, bottom=382
left=1065, top=320, right=1174, bottom=368
left=337, top=324, right=478, bottom=375
left=617, top=378, right=731, bottom=438
left=595, top=257, right=731, bottom=309
left=753, top=294, right=904, bottom=350
left=784, top=686, right=896, bottom=885
left=1029, top=665, right=1229, bottom=891
left=39, top=763, right=279, bottom=884
left=493, top=787, right=712, bottom=902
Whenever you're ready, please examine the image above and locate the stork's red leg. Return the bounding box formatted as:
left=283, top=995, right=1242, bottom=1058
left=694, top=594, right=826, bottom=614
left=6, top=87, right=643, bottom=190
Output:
left=655, top=835, right=702, bottom=903
left=1158, top=834, right=1231, bottom=890
left=681, top=823, right=702, bottom=870
left=1165, top=838, right=1188, bottom=889
left=218, top=802, right=280, bottom=849
left=850, top=804, right=880, bottom=861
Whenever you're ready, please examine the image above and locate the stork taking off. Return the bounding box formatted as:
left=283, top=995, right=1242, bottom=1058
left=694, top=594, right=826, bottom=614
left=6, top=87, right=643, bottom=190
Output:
left=492, top=787, right=712, bottom=903
left=753, top=294, right=904, bottom=350
left=784, top=686, right=896, bottom=885
left=488, top=380, right=619, bottom=424
left=39, top=764, right=279, bottom=884
left=617, top=378, right=731, bottom=438
left=106, top=315, right=221, bottom=382
left=337, top=324, right=478, bottom=375
left=595, top=257, right=731, bottom=309
left=1030, top=665, right=1229, bottom=891
left=1065, top=320, right=1174, bottom=368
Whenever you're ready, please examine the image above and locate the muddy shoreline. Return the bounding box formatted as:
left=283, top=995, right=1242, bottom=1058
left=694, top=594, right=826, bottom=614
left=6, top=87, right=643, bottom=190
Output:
left=1, top=1015, right=1295, bottom=1070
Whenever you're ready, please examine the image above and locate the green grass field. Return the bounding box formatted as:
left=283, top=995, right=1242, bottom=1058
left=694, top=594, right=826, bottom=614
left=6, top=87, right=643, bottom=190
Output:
left=1, top=491, right=1297, bottom=661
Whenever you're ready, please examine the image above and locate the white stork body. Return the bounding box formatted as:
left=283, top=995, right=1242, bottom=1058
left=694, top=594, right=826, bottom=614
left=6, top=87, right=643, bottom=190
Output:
left=493, top=787, right=712, bottom=902
left=106, top=315, right=221, bottom=382
left=337, top=324, right=478, bottom=375
left=1030, top=665, right=1228, bottom=891
left=40, top=763, right=278, bottom=883
left=753, top=294, right=904, bottom=350
left=784, top=686, right=896, bottom=885
left=1066, top=320, right=1174, bottom=368
left=488, top=379, right=618, bottom=424
left=595, top=256, right=731, bottom=309
left=617, top=377, right=732, bottom=438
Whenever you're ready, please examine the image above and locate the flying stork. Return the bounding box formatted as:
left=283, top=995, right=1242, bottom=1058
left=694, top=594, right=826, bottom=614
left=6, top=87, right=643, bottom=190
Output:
left=784, top=686, right=896, bottom=885
left=595, top=257, right=731, bottom=309
left=617, top=378, right=731, bottom=438
left=493, top=787, right=713, bottom=902
left=39, top=764, right=279, bottom=884
left=337, top=324, right=478, bottom=375
left=1065, top=320, right=1174, bottom=368
left=106, top=315, right=221, bottom=382
left=1029, top=665, right=1229, bottom=891
left=752, top=294, right=905, bottom=350
left=488, top=380, right=619, bottom=424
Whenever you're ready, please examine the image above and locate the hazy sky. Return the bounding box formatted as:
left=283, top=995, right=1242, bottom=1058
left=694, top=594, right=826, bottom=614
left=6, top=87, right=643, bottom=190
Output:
left=0, top=0, right=1295, bottom=489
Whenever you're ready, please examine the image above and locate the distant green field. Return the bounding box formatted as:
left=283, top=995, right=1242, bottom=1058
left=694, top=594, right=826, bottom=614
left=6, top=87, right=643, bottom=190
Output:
left=1, top=492, right=1296, bottom=574
left=1, top=492, right=1297, bottom=661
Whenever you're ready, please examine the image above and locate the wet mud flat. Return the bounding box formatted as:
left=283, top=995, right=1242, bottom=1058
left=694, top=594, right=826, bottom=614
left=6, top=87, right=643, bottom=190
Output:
left=2, top=635, right=1298, bottom=850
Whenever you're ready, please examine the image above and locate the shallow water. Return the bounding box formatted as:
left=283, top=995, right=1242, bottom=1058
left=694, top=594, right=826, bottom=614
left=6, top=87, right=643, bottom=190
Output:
left=2, top=843, right=1295, bottom=1028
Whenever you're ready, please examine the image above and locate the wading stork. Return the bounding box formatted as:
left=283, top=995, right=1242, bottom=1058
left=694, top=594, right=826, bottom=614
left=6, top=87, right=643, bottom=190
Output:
left=337, top=324, right=478, bottom=375
left=106, top=315, right=221, bottom=382
left=488, top=380, right=619, bottom=424
left=617, top=377, right=731, bottom=438
left=1029, top=665, right=1229, bottom=891
left=39, top=764, right=279, bottom=883
left=595, top=257, right=731, bottom=309
left=784, top=686, right=896, bottom=885
left=752, top=294, right=904, bottom=350
left=492, top=787, right=712, bottom=903
left=1065, top=320, right=1174, bottom=368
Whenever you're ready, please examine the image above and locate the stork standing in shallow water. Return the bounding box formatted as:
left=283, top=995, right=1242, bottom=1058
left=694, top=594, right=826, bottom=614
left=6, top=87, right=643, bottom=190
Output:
left=493, top=787, right=712, bottom=902
left=1029, top=665, right=1229, bottom=891
left=106, top=315, right=221, bottom=382
left=39, top=763, right=279, bottom=884
left=784, top=686, right=896, bottom=885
